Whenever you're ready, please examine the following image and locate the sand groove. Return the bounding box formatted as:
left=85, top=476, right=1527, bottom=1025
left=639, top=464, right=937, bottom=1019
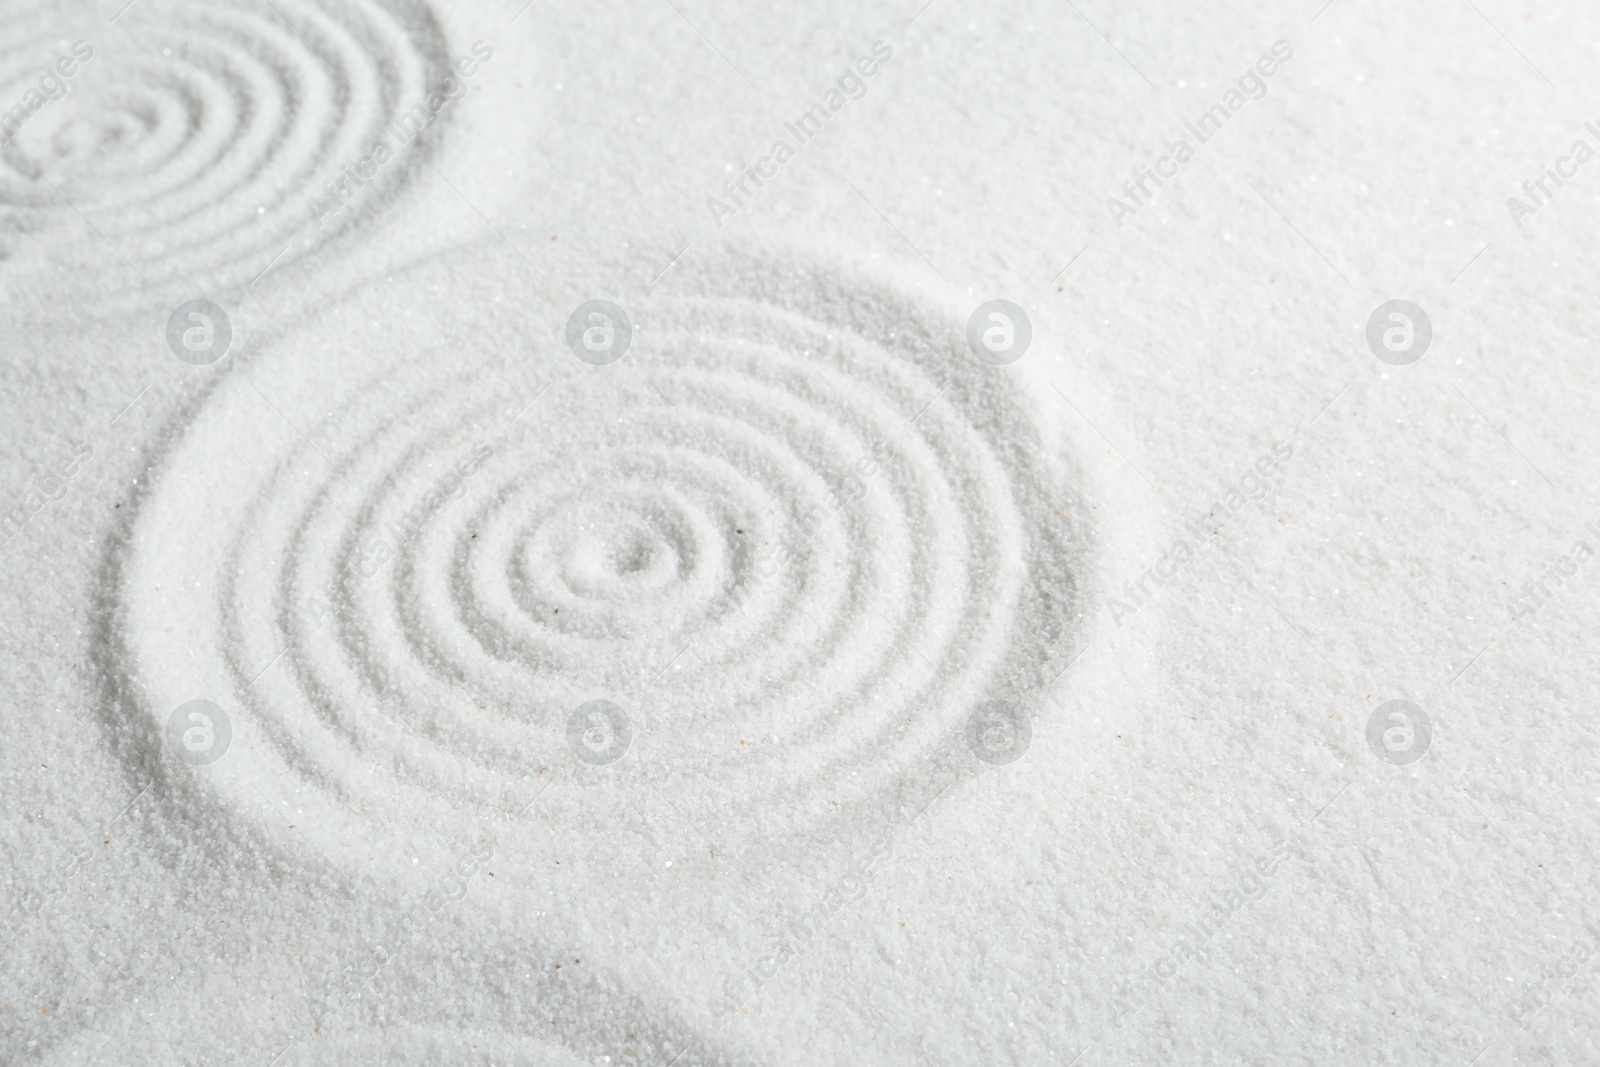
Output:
left=0, top=0, right=446, bottom=302
left=115, top=246, right=1083, bottom=872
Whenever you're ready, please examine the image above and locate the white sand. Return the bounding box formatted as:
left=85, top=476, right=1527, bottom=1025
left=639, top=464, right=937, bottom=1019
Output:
left=3, top=0, right=1599, bottom=1064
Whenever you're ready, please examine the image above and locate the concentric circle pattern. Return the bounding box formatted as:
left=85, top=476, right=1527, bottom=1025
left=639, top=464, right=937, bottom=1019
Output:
left=118, top=245, right=1084, bottom=872
left=0, top=0, right=445, bottom=300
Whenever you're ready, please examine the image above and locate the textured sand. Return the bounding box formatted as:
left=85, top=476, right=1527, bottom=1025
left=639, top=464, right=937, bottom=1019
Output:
left=3, top=0, right=1599, bottom=1064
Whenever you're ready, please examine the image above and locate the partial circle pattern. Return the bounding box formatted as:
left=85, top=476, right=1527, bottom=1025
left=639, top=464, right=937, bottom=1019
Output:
left=0, top=0, right=446, bottom=303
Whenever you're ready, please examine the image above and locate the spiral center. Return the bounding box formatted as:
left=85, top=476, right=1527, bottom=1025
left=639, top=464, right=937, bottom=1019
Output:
left=557, top=518, right=683, bottom=599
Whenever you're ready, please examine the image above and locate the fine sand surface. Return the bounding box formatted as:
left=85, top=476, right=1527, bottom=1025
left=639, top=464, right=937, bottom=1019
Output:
left=3, top=0, right=1600, bottom=1064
